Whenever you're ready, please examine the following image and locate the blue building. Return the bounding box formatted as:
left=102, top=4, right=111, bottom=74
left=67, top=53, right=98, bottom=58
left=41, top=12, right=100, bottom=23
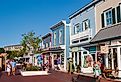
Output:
left=50, top=20, right=70, bottom=71
left=41, top=33, right=52, bottom=67
left=69, top=0, right=101, bottom=73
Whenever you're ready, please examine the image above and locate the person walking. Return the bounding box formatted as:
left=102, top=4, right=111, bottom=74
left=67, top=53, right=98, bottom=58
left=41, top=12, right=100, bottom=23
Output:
left=6, top=62, right=11, bottom=76
left=57, top=57, right=61, bottom=70
left=93, top=61, right=102, bottom=82
left=10, top=59, right=16, bottom=75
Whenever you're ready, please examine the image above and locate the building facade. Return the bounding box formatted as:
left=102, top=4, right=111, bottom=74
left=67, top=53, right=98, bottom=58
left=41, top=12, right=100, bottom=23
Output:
left=91, top=0, right=121, bottom=78
left=69, top=0, right=101, bottom=73
left=50, top=20, right=70, bottom=71
left=41, top=33, right=52, bottom=67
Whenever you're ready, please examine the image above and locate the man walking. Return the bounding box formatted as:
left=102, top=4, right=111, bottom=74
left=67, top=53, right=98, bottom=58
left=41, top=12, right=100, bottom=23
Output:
left=10, top=59, right=16, bottom=75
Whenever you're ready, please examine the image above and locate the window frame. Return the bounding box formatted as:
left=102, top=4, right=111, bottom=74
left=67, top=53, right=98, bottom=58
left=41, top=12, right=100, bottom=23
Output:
left=74, top=23, right=80, bottom=34
left=54, top=32, right=56, bottom=46
left=82, top=19, right=90, bottom=31
left=59, top=29, right=63, bottom=44
left=104, top=9, right=113, bottom=26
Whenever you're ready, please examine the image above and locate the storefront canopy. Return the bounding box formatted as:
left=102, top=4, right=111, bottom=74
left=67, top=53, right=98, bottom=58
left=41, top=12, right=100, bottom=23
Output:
left=91, top=23, right=121, bottom=43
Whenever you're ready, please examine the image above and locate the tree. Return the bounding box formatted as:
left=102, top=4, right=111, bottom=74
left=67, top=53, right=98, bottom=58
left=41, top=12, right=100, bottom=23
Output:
left=0, top=48, right=5, bottom=54
left=6, top=50, right=21, bottom=59
left=20, top=31, right=42, bottom=55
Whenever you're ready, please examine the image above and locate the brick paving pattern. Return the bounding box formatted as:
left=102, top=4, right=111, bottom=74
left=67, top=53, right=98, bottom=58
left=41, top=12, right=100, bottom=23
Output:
left=0, top=70, right=120, bottom=82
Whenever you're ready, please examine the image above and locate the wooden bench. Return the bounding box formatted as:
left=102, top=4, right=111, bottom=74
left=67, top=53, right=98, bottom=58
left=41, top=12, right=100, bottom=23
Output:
left=103, top=69, right=115, bottom=78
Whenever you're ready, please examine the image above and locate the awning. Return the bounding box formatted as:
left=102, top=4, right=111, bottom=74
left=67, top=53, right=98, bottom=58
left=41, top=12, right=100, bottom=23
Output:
left=91, top=23, right=121, bottom=43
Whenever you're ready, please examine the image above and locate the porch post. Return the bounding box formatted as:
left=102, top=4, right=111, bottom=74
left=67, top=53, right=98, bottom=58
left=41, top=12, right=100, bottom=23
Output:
left=111, top=49, right=114, bottom=69
left=73, top=52, right=75, bottom=67
left=77, top=52, right=79, bottom=65
left=117, top=47, right=121, bottom=77
left=51, top=53, right=54, bottom=69
left=105, top=54, right=108, bottom=68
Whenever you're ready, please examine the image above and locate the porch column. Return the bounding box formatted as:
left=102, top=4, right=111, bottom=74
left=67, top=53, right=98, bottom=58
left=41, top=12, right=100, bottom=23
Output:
left=105, top=54, right=108, bottom=68
left=111, top=49, right=114, bottom=69
left=64, top=51, right=67, bottom=71
left=73, top=52, right=75, bottom=67
left=77, top=52, right=79, bottom=65
left=117, top=47, right=121, bottom=77
left=51, top=53, right=54, bottom=69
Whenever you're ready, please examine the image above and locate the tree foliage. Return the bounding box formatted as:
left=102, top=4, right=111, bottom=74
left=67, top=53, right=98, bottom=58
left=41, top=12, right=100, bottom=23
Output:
left=6, top=51, right=21, bottom=59
left=0, top=48, right=5, bottom=54
left=20, top=31, right=41, bottom=55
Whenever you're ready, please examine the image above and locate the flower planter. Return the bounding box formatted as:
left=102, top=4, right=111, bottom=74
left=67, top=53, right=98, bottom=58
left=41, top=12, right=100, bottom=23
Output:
left=20, top=70, right=49, bottom=76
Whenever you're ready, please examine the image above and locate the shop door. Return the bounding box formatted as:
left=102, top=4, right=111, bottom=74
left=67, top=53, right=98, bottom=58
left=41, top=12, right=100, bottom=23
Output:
left=112, top=48, right=118, bottom=70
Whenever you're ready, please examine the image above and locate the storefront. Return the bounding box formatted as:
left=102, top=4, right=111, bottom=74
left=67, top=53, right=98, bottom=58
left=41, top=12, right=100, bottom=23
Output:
left=49, top=47, right=65, bottom=71
left=41, top=50, right=52, bottom=68
left=91, top=24, right=121, bottom=78
left=70, top=46, right=94, bottom=73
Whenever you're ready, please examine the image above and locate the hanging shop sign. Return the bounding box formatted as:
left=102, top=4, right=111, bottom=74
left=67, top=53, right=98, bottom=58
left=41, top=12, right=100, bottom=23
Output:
left=101, top=45, right=109, bottom=53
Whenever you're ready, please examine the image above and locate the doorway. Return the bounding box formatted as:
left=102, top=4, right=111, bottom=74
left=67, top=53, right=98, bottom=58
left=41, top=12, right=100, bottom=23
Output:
left=112, top=48, right=118, bottom=70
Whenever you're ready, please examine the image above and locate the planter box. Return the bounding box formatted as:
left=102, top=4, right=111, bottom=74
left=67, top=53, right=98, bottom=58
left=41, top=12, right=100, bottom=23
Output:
left=20, top=70, right=49, bottom=76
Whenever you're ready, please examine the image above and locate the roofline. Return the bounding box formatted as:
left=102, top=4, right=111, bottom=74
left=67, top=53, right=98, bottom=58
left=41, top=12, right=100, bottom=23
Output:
left=42, top=33, right=51, bottom=39
left=69, top=0, right=102, bottom=19
left=4, top=44, right=22, bottom=48
left=50, top=20, right=66, bottom=30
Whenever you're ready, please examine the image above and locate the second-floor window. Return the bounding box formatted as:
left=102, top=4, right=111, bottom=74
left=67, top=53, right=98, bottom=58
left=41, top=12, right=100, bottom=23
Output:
left=105, top=10, right=112, bottom=26
left=54, top=32, right=56, bottom=46
left=74, top=23, right=80, bottom=34
left=82, top=19, right=90, bottom=31
left=46, top=42, right=49, bottom=48
left=59, top=30, right=63, bottom=44
left=101, top=8, right=116, bottom=28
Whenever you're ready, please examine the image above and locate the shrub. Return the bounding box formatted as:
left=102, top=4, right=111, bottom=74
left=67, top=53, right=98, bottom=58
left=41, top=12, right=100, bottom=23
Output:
left=26, top=66, right=40, bottom=71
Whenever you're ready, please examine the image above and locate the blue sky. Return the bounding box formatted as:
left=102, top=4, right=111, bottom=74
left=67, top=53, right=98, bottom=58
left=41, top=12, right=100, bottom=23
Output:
left=0, top=0, right=91, bottom=47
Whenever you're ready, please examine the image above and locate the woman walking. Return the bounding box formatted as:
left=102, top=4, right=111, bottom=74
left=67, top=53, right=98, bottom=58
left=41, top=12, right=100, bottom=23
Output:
left=6, top=62, right=11, bottom=76
left=93, top=61, right=102, bottom=82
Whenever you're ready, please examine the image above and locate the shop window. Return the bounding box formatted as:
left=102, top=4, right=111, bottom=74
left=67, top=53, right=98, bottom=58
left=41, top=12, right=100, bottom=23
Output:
left=108, top=49, right=112, bottom=69
left=91, top=54, right=95, bottom=61
left=113, top=48, right=118, bottom=70
left=83, top=51, right=87, bottom=54
left=61, top=53, right=64, bottom=65
left=83, top=55, right=93, bottom=68
left=79, top=52, right=81, bottom=65
left=75, top=52, right=77, bottom=66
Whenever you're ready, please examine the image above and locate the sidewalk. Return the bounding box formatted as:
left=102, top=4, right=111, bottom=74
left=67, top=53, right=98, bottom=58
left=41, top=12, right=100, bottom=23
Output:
left=55, top=69, right=121, bottom=82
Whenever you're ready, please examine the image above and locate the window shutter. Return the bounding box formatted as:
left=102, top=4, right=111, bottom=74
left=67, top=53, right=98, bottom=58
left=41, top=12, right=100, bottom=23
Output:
left=117, top=6, right=121, bottom=23
left=112, top=8, right=116, bottom=24
left=101, top=13, right=105, bottom=28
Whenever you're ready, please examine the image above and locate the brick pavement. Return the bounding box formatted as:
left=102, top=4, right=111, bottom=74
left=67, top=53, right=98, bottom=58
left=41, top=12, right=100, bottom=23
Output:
left=0, top=70, right=121, bottom=82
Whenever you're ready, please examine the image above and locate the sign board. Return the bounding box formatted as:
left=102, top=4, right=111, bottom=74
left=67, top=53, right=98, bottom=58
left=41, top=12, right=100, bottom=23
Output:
left=100, top=45, right=109, bottom=53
